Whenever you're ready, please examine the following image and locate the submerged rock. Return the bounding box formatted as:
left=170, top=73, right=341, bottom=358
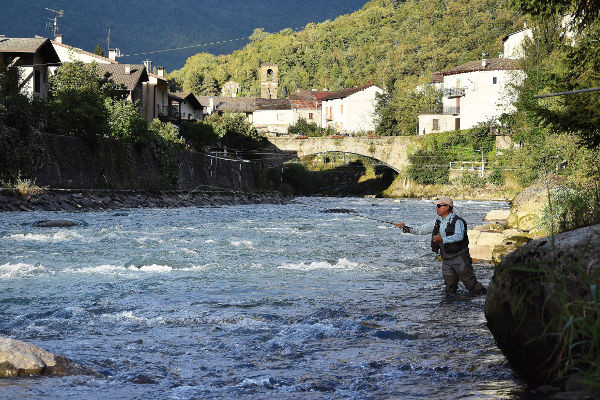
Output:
left=484, top=224, right=600, bottom=386
left=0, top=337, right=101, bottom=377
left=34, top=219, right=79, bottom=228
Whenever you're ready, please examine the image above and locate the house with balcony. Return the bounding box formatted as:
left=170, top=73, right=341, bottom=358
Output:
left=418, top=27, right=530, bottom=135
left=142, top=63, right=169, bottom=124
left=0, top=37, right=60, bottom=99
left=166, top=92, right=203, bottom=123
left=321, top=84, right=384, bottom=134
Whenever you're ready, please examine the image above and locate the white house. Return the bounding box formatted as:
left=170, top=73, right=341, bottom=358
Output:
left=418, top=26, right=532, bottom=135
left=169, top=92, right=203, bottom=122
left=418, top=58, right=524, bottom=134
left=50, top=35, right=116, bottom=65
left=252, top=98, right=294, bottom=134
left=321, top=84, right=384, bottom=134
left=501, top=27, right=533, bottom=59
left=0, top=37, right=60, bottom=99
left=142, top=62, right=169, bottom=124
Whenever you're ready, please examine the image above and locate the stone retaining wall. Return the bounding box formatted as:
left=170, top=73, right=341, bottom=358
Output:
left=32, top=133, right=257, bottom=191
left=0, top=189, right=290, bottom=212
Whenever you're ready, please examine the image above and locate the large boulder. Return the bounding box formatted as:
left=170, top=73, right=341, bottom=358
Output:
left=504, top=181, right=561, bottom=232
left=0, top=337, right=100, bottom=377
left=484, top=224, right=600, bottom=386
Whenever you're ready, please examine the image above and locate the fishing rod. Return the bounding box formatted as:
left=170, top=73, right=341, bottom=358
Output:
left=292, top=199, right=412, bottom=232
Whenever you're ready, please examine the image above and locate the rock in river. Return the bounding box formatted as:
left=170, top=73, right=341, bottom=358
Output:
left=0, top=337, right=100, bottom=377
left=34, top=219, right=80, bottom=228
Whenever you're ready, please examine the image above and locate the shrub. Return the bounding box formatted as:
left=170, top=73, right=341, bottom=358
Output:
left=542, top=185, right=600, bottom=234
left=460, top=172, right=487, bottom=188
left=104, top=98, right=150, bottom=144
left=149, top=119, right=184, bottom=188
left=407, top=149, right=450, bottom=185
left=289, top=117, right=320, bottom=136
left=179, top=121, right=221, bottom=150
left=488, top=167, right=505, bottom=186
left=0, top=66, right=46, bottom=182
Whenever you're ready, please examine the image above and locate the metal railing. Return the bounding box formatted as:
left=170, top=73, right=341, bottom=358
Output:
left=442, top=106, right=460, bottom=115
left=157, top=105, right=180, bottom=120
left=443, top=87, right=466, bottom=97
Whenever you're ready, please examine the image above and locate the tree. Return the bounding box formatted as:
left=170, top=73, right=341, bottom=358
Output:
left=93, top=43, right=106, bottom=57
left=511, top=2, right=600, bottom=148
left=0, top=66, right=45, bottom=181
left=510, top=0, right=600, bottom=30
left=104, top=98, right=150, bottom=144
left=48, top=61, right=109, bottom=138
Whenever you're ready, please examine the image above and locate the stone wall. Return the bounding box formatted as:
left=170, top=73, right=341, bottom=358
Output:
left=32, top=133, right=256, bottom=191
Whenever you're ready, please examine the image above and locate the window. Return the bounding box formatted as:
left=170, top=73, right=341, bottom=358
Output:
left=492, top=77, right=498, bottom=84
left=432, top=119, right=439, bottom=131
left=340, top=105, right=344, bottom=114
left=34, top=70, right=40, bottom=93
left=308, top=113, right=313, bottom=120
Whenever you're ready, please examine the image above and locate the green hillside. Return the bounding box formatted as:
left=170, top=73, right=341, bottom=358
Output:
left=172, top=0, right=523, bottom=132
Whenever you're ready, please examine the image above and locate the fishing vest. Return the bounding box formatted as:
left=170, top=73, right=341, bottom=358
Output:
left=431, top=215, right=469, bottom=257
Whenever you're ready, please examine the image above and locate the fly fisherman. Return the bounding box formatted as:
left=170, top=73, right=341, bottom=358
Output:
left=395, top=196, right=487, bottom=296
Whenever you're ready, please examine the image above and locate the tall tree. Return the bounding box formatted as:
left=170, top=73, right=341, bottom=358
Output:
left=93, top=43, right=106, bottom=57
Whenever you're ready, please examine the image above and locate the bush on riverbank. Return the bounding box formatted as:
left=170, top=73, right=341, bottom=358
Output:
left=542, top=184, right=600, bottom=234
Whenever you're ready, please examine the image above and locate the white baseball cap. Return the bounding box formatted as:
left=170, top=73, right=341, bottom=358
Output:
left=432, top=196, right=453, bottom=207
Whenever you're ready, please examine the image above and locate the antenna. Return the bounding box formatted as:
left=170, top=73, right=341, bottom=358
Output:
left=106, top=26, right=111, bottom=52
left=45, top=8, right=64, bottom=38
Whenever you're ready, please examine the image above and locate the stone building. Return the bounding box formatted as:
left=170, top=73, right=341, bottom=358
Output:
left=260, top=63, right=278, bottom=99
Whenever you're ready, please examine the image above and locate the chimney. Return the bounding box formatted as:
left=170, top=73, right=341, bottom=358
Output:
left=481, top=51, right=488, bottom=67
left=108, top=48, right=120, bottom=61
left=124, top=65, right=131, bottom=75
left=55, top=34, right=63, bottom=44
left=143, top=60, right=152, bottom=73
left=156, top=66, right=165, bottom=77
left=209, top=96, right=214, bottom=114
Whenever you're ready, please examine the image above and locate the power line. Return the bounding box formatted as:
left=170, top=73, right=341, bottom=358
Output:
left=119, top=25, right=307, bottom=58
left=119, top=37, right=251, bottom=58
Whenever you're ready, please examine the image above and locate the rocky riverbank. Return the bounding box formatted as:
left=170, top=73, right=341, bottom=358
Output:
left=0, top=188, right=290, bottom=212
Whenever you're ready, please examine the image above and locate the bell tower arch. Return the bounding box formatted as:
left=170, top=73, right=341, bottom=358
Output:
left=260, top=63, right=278, bottom=99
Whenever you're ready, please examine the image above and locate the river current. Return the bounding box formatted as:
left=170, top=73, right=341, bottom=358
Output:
left=0, top=197, right=528, bottom=399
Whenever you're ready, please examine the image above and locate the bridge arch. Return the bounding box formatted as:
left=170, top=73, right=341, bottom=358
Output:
left=265, top=136, right=413, bottom=172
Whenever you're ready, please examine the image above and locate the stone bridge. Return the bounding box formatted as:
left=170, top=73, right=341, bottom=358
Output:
left=264, top=136, right=414, bottom=172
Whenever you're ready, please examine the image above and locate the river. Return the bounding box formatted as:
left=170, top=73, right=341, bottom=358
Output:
left=0, top=197, right=528, bottom=399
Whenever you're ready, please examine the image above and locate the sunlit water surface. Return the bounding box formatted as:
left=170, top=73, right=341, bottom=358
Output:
left=0, top=197, right=528, bottom=399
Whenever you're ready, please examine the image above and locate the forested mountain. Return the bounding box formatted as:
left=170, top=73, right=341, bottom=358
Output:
left=172, top=0, right=523, bottom=133
left=0, top=0, right=366, bottom=70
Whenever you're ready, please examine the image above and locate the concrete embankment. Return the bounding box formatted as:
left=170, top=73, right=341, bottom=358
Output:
left=0, top=189, right=290, bottom=212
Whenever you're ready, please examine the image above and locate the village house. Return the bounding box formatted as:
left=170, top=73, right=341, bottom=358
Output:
left=167, top=91, right=203, bottom=122
left=289, top=90, right=331, bottom=128
left=95, top=63, right=148, bottom=114
left=50, top=34, right=116, bottom=65
left=418, top=27, right=531, bottom=135
left=196, top=96, right=257, bottom=123
left=321, top=84, right=384, bottom=134
left=0, top=36, right=60, bottom=99
left=253, top=98, right=294, bottom=134
left=142, top=61, right=170, bottom=124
